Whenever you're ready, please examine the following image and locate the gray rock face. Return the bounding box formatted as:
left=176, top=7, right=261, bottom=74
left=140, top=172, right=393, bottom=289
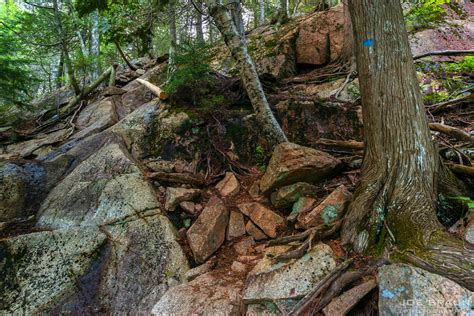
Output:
left=0, top=227, right=107, bottom=314
left=187, top=196, right=229, bottom=263
left=37, top=142, right=159, bottom=229
left=152, top=272, right=244, bottom=315
left=378, top=264, right=474, bottom=316
left=0, top=161, right=47, bottom=221
left=243, top=243, right=336, bottom=302
left=72, top=96, right=119, bottom=140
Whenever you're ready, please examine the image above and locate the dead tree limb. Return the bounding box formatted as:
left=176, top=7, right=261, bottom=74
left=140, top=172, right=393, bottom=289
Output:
left=447, top=163, right=474, bottom=178
left=413, top=49, right=474, bottom=60
left=147, top=171, right=205, bottom=186
left=429, top=123, right=474, bottom=143
left=316, top=138, right=364, bottom=150
left=136, top=78, right=169, bottom=100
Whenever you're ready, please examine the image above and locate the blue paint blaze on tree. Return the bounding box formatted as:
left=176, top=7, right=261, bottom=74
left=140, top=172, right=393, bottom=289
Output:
left=362, top=38, right=374, bottom=46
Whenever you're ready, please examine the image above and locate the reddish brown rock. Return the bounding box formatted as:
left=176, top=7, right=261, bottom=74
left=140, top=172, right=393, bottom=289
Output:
left=231, top=261, right=248, bottom=273
left=239, top=202, right=285, bottom=238
left=297, top=185, right=352, bottom=229
left=165, top=187, right=200, bottom=212
left=259, top=143, right=341, bottom=194
left=288, top=196, right=317, bottom=223
left=216, top=172, right=240, bottom=197
left=245, top=221, right=268, bottom=241
left=179, top=201, right=196, bottom=215
left=234, top=236, right=256, bottom=255
left=186, top=196, right=229, bottom=263
left=227, top=211, right=246, bottom=240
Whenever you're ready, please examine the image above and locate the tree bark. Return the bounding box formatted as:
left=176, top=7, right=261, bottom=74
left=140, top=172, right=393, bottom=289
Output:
left=168, top=0, right=178, bottom=78
left=205, top=0, right=288, bottom=147
left=340, top=0, right=473, bottom=290
left=259, top=0, right=265, bottom=25
left=90, top=9, right=101, bottom=80
left=196, top=2, right=205, bottom=43
left=230, top=0, right=245, bottom=38
left=114, top=40, right=137, bottom=71
left=52, top=0, right=80, bottom=95
left=56, top=52, right=64, bottom=89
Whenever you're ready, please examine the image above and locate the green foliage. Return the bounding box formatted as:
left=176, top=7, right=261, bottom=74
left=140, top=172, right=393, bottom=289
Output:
left=405, top=0, right=450, bottom=31
left=0, top=4, right=37, bottom=111
left=255, top=145, right=268, bottom=172
left=444, top=56, right=474, bottom=73
left=164, top=42, right=216, bottom=107
left=449, top=196, right=474, bottom=209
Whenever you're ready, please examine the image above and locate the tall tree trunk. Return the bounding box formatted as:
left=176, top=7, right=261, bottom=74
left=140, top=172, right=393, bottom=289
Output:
left=52, top=0, right=80, bottom=95
left=278, top=0, right=288, bottom=21
left=205, top=1, right=287, bottom=147
left=230, top=0, right=245, bottom=37
left=259, top=0, right=265, bottom=25
left=168, top=0, right=178, bottom=78
left=66, top=0, right=87, bottom=57
left=56, top=52, right=64, bottom=89
left=341, top=0, right=473, bottom=290
left=90, top=9, right=101, bottom=80
left=196, top=2, right=204, bottom=43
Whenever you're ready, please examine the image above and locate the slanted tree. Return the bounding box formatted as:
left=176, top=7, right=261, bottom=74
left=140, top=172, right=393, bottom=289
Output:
left=203, top=0, right=288, bottom=148
left=341, top=0, right=473, bottom=290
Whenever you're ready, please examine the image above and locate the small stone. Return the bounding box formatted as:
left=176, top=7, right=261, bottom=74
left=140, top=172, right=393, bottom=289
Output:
left=246, top=221, right=268, bottom=241
left=179, top=201, right=196, bottom=215
left=184, top=259, right=217, bottom=281
left=239, top=202, right=285, bottom=238
left=216, top=172, right=240, bottom=197
left=288, top=197, right=317, bottom=223
left=270, top=182, right=318, bottom=209
left=234, top=236, right=256, bottom=255
left=227, top=211, right=246, bottom=240
left=136, top=69, right=146, bottom=75
left=186, top=196, right=229, bottom=263
left=297, top=185, right=351, bottom=229
left=248, top=180, right=261, bottom=199
left=231, top=261, right=248, bottom=273
left=237, top=255, right=260, bottom=264
left=145, top=160, right=175, bottom=173
left=195, top=203, right=203, bottom=212
left=165, top=187, right=200, bottom=212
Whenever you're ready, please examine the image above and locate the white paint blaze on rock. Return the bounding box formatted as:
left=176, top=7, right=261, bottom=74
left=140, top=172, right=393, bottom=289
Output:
left=259, top=142, right=341, bottom=194
left=216, top=172, right=241, bottom=197
left=243, top=243, right=336, bottom=302
left=186, top=196, right=229, bottom=263
left=378, top=264, right=474, bottom=316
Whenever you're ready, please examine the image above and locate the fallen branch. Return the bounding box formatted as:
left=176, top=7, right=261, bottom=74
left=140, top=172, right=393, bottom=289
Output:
left=60, top=65, right=117, bottom=115
left=316, top=138, right=364, bottom=150
left=136, top=78, right=168, bottom=100
left=429, top=123, right=473, bottom=143
left=147, top=171, right=205, bottom=186
left=429, top=91, right=473, bottom=114
left=289, top=259, right=353, bottom=316
left=446, top=163, right=474, bottom=178
left=322, top=278, right=377, bottom=315
left=413, top=49, right=474, bottom=60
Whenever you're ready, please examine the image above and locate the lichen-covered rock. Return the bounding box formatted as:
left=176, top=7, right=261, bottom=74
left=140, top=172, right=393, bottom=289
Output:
left=0, top=227, right=107, bottom=314
left=216, top=172, right=240, bottom=197
left=238, top=202, right=285, bottom=238
left=187, top=196, right=229, bottom=263
left=164, top=187, right=200, bottom=212
left=270, top=182, right=318, bottom=209
left=98, top=211, right=189, bottom=313
left=378, top=264, right=474, bottom=315
left=289, top=196, right=317, bottom=223
left=297, top=185, right=351, bottom=229
left=36, top=142, right=159, bottom=229
left=243, top=243, right=336, bottom=302
left=0, top=161, right=48, bottom=222
left=259, top=142, right=341, bottom=194
left=152, top=272, right=244, bottom=315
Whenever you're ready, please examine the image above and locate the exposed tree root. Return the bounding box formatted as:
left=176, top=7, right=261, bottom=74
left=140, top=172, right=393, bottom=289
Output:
left=447, top=163, right=474, bottom=178
left=429, top=122, right=474, bottom=143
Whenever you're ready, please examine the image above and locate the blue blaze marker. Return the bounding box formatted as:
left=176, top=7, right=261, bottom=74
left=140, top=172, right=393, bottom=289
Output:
left=362, top=38, right=374, bottom=46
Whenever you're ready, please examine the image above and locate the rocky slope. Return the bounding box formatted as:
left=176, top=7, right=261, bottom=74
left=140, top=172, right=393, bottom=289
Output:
left=1, top=4, right=473, bottom=315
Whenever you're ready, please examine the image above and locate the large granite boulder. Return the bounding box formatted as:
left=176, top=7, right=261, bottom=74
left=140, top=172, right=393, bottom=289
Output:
left=36, top=141, right=158, bottom=229
left=378, top=264, right=473, bottom=315
left=259, top=142, right=341, bottom=194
